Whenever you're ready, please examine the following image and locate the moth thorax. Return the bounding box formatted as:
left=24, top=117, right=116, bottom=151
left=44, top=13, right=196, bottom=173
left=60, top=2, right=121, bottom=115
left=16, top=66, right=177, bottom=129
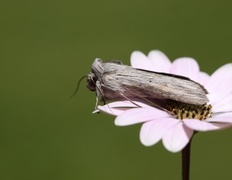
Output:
left=166, top=100, right=212, bottom=120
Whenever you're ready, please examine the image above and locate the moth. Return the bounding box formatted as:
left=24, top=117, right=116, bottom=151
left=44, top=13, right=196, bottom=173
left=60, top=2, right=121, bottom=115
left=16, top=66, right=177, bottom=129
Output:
left=86, top=58, right=209, bottom=110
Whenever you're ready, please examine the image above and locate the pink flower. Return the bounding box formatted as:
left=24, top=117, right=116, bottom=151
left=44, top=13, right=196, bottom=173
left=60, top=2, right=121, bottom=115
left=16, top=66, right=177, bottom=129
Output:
left=96, top=50, right=232, bottom=153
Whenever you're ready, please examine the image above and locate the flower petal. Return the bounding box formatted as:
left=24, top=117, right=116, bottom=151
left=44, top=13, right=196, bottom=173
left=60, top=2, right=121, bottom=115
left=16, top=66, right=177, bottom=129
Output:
left=206, top=112, right=232, bottom=123
left=170, top=58, right=200, bottom=81
left=97, top=101, right=150, bottom=116
left=207, top=93, right=224, bottom=104
left=147, top=50, right=171, bottom=72
left=183, top=119, right=230, bottom=131
left=162, top=123, right=193, bottom=153
left=130, top=51, right=154, bottom=71
left=212, top=93, right=232, bottom=113
left=205, top=63, right=232, bottom=95
left=198, top=72, right=210, bottom=86
left=140, top=118, right=179, bottom=146
left=100, top=101, right=150, bottom=108
left=115, top=107, right=171, bottom=126
left=98, top=106, right=128, bottom=116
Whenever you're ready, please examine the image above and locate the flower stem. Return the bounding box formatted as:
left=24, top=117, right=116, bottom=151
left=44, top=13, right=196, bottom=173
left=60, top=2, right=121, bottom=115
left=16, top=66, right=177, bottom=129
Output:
left=182, top=139, right=192, bottom=180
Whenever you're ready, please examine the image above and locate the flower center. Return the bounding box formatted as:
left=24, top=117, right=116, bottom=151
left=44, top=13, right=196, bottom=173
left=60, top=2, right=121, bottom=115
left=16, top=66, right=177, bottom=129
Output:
left=165, top=100, right=212, bottom=120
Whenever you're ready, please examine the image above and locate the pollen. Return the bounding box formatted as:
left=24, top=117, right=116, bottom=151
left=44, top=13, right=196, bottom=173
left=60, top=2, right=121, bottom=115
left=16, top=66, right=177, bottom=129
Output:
left=165, top=100, right=212, bottom=120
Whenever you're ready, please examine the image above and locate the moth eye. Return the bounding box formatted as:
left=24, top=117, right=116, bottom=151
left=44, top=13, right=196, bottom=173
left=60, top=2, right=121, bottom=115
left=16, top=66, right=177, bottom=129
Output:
left=86, top=83, right=96, bottom=91
left=86, top=78, right=96, bottom=91
left=94, top=58, right=102, bottom=63
left=86, top=73, right=97, bottom=91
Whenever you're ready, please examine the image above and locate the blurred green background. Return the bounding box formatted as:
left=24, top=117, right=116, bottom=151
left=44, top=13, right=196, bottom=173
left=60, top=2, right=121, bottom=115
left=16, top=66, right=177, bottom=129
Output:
left=1, top=0, right=232, bottom=179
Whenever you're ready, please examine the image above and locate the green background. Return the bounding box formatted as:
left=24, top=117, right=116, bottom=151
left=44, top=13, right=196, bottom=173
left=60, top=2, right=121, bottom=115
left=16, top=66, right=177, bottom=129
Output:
left=1, top=0, right=232, bottom=179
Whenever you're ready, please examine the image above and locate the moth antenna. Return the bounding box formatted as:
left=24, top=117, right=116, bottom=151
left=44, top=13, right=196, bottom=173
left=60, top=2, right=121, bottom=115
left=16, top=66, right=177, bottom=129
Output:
left=70, top=75, right=88, bottom=99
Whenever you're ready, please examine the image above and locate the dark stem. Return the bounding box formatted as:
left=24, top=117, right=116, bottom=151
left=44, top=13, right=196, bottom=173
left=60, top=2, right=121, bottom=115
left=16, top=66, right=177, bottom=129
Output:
left=182, top=139, right=192, bottom=180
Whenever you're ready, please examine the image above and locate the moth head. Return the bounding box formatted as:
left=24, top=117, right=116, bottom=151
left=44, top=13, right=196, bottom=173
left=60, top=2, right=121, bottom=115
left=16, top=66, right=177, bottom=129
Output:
left=86, top=72, right=97, bottom=91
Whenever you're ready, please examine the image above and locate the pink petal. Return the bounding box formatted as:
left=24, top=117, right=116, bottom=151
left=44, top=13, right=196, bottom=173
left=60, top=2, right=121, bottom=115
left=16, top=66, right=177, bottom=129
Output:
left=207, top=93, right=225, bottom=104
left=183, top=119, right=230, bottom=131
left=198, top=72, right=210, bottom=86
left=98, top=105, right=129, bottom=116
left=115, top=107, right=171, bottom=126
left=140, top=118, right=179, bottom=146
left=170, top=58, right=200, bottom=82
left=207, top=92, right=232, bottom=105
left=205, top=63, right=232, bottom=95
left=97, top=101, right=150, bottom=116
left=147, top=50, right=171, bottom=72
left=130, top=51, right=154, bottom=71
left=206, top=112, right=232, bottom=123
left=162, top=123, right=193, bottom=153
left=101, top=101, right=150, bottom=108
left=212, top=93, right=232, bottom=113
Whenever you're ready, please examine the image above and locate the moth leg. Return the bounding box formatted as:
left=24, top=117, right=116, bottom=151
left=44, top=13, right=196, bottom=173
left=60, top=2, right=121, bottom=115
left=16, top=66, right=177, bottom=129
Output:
left=119, top=88, right=167, bottom=111
left=95, top=81, right=106, bottom=109
left=95, top=96, right=99, bottom=110
left=119, top=92, right=142, bottom=108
